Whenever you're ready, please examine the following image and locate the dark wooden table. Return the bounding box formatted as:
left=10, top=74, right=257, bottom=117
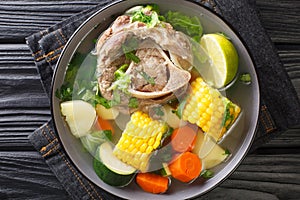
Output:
left=0, top=1, right=299, bottom=199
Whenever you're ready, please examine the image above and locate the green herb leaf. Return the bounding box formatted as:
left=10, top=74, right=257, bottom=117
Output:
left=132, top=11, right=152, bottom=24
left=223, top=149, right=231, bottom=155
left=200, top=170, right=214, bottom=179
left=165, top=11, right=203, bottom=42
left=81, top=89, right=95, bottom=102
left=153, top=106, right=164, bottom=116
left=129, top=4, right=162, bottom=28
left=109, top=73, right=131, bottom=95
left=128, top=97, right=139, bottom=108
left=143, top=4, right=160, bottom=14
left=175, top=98, right=188, bottom=119
left=55, top=85, right=73, bottom=101
left=64, top=53, right=85, bottom=84
left=139, top=71, right=155, bottom=85
left=221, top=100, right=235, bottom=129
left=94, top=95, right=112, bottom=109
left=124, top=51, right=140, bottom=63
left=111, top=89, right=121, bottom=106
left=55, top=52, right=85, bottom=101
left=131, top=4, right=160, bottom=28
left=102, top=130, right=113, bottom=141
left=114, top=64, right=129, bottom=80
left=148, top=11, right=159, bottom=28
left=239, top=73, right=252, bottom=84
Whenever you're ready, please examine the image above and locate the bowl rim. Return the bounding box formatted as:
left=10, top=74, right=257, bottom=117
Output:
left=50, top=0, right=260, bottom=199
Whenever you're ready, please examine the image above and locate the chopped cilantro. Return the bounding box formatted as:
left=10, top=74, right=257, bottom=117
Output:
left=239, top=73, right=252, bottom=84
left=124, top=51, right=140, bottom=63
left=143, top=4, right=160, bottom=14
left=114, top=64, right=129, bottom=80
left=94, top=95, right=112, bottom=109
left=153, top=106, right=164, bottom=116
left=139, top=71, right=155, bottom=85
left=55, top=85, right=72, bottom=101
left=165, top=11, right=203, bottom=42
left=102, top=130, right=113, bottom=141
left=130, top=4, right=161, bottom=28
left=200, top=170, right=214, bottom=179
left=221, top=101, right=235, bottom=128
left=223, top=149, right=231, bottom=155
left=128, top=97, right=139, bottom=108
left=110, top=90, right=121, bottom=107
left=109, top=73, right=131, bottom=95
left=175, top=98, right=188, bottom=119
left=132, top=11, right=152, bottom=24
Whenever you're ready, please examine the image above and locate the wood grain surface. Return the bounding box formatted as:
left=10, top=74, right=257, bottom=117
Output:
left=0, top=1, right=299, bottom=199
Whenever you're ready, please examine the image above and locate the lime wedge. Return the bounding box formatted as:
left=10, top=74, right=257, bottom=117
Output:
left=200, top=34, right=239, bottom=88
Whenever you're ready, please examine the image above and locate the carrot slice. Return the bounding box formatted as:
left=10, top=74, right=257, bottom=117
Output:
left=171, top=125, right=197, bottom=152
left=136, top=173, right=169, bottom=194
left=168, top=152, right=202, bottom=183
left=94, top=116, right=114, bottom=135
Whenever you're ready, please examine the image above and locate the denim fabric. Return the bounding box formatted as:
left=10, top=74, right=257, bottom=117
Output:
left=28, top=120, right=122, bottom=200
left=26, top=0, right=300, bottom=199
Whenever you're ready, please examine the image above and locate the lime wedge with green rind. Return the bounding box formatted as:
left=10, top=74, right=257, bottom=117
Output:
left=200, top=34, right=239, bottom=88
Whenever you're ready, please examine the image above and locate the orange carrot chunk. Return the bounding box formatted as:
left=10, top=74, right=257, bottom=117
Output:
left=171, top=126, right=197, bottom=152
left=168, top=152, right=202, bottom=183
left=94, top=116, right=114, bottom=135
left=136, top=173, right=169, bottom=194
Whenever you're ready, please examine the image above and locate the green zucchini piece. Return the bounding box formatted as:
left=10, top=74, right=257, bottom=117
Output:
left=93, top=142, right=136, bottom=187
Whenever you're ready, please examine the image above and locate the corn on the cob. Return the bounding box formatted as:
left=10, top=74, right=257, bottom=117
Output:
left=113, top=111, right=168, bottom=172
left=182, top=77, right=241, bottom=141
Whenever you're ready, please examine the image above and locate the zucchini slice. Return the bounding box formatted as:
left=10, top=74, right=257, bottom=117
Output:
left=93, top=142, right=136, bottom=187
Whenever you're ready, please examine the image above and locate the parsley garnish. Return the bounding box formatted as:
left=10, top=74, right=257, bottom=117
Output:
left=130, top=4, right=161, bottom=28
left=138, top=71, right=155, bottom=85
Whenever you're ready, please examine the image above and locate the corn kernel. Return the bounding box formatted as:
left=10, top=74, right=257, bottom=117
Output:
left=139, top=152, right=148, bottom=160
left=182, top=77, right=241, bottom=141
left=146, top=146, right=153, bottom=154
left=128, top=143, right=135, bottom=152
left=153, top=140, right=160, bottom=149
left=113, top=111, right=170, bottom=171
left=131, top=148, right=138, bottom=155
left=139, top=143, right=147, bottom=153
left=148, top=137, right=155, bottom=146
left=140, top=162, right=148, bottom=172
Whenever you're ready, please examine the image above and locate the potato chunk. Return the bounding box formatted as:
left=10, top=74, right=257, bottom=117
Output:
left=61, top=100, right=96, bottom=138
